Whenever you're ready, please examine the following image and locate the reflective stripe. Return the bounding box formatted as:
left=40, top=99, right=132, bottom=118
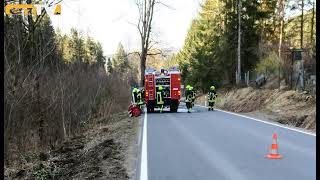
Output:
left=186, top=94, right=193, bottom=102
left=156, top=92, right=164, bottom=104
left=271, top=144, right=278, bottom=149
left=208, top=92, right=216, bottom=102
left=136, top=92, right=144, bottom=105
left=132, top=92, right=137, bottom=104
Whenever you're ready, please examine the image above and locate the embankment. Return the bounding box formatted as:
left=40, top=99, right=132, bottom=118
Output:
left=196, top=87, right=316, bottom=132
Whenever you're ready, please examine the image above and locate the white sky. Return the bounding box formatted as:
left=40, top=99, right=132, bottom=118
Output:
left=51, top=0, right=204, bottom=55
left=50, top=0, right=314, bottom=55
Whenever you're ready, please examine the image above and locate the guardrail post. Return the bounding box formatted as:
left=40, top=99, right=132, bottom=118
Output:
left=205, top=95, right=207, bottom=107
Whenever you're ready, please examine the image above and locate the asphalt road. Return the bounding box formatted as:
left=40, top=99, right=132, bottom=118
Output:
left=143, top=104, right=316, bottom=180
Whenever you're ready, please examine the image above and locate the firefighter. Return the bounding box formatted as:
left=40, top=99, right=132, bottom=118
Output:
left=156, top=85, right=165, bottom=113
left=185, top=85, right=193, bottom=113
left=190, top=86, right=196, bottom=107
left=131, top=87, right=139, bottom=105
left=141, top=88, right=145, bottom=102
left=136, top=88, right=144, bottom=109
left=208, top=85, right=217, bottom=111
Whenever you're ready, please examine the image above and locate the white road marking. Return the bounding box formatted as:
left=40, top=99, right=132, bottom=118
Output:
left=196, top=105, right=316, bottom=136
left=177, top=108, right=195, bottom=113
left=140, top=109, right=148, bottom=180
left=137, top=117, right=143, bottom=150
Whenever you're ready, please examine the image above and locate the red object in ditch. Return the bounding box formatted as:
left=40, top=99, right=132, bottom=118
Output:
left=128, top=104, right=142, bottom=117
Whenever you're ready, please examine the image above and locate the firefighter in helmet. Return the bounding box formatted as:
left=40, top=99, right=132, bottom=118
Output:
left=208, top=85, right=217, bottom=111
left=132, top=87, right=139, bottom=105
left=156, top=85, right=165, bottom=113
left=185, top=85, right=194, bottom=113
left=132, top=87, right=143, bottom=108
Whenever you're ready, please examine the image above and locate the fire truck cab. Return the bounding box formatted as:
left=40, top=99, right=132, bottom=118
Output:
left=144, top=67, right=181, bottom=112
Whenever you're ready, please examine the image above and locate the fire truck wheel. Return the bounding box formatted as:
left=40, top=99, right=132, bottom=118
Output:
left=170, top=105, right=178, bottom=112
left=147, top=106, right=154, bottom=113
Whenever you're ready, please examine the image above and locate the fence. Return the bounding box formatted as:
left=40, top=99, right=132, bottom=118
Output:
left=239, top=62, right=316, bottom=94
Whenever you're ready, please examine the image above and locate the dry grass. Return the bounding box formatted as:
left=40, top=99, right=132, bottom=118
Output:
left=4, top=112, right=141, bottom=180
left=4, top=65, right=131, bottom=167
left=196, top=87, right=316, bottom=132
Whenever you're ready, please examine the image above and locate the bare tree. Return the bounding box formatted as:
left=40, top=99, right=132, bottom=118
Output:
left=133, top=0, right=175, bottom=86
left=135, top=0, right=156, bottom=86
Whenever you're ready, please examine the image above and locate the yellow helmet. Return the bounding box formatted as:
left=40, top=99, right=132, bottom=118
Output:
left=133, top=87, right=139, bottom=93
left=158, top=86, right=163, bottom=90
left=210, top=86, right=215, bottom=91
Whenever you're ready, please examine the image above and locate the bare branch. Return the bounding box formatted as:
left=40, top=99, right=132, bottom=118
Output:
left=147, top=48, right=163, bottom=56
left=48, top=0, right=63, bottom=6
left=147, top=40, right=160, bottom=51
left=147, top=52, right=162, bottom=56
left=126, top=19, right=138, bottom=27
left=127, top=51, right=141, bottom=57
left=135, top=1, right=143, bottom=35
left=155, top=1, right=175, bottom=10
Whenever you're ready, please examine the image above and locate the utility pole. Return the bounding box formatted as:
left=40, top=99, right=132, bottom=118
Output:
left=237, top=0, right=241, bottom=85
left=300, top=0, right=305, bottom=91
left=278, top=0, right=285, bottom=89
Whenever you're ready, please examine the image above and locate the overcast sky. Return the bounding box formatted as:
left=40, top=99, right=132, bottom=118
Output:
left=51, top=0, right=204, bottom=55
left=50, top=0, right=314, bottom=55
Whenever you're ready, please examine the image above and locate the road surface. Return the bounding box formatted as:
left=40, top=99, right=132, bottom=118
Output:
left=139, top=104, right=316, bottom=180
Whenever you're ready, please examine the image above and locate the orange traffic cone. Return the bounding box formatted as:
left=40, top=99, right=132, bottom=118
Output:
left=265, top=133, right=282, bottom=159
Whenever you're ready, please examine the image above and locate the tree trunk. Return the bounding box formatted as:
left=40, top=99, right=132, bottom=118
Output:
left=26, top=0, right=43, bottom=146
left=310, top=0, right=315, bottom=45
left=300, top=0, right=304, bottom=48
left=137, top=0, right=156, bottom=87
left=278, top=0, right=285, bottom=88
left=236, top=0, right=241, bottom=84
left=140, top=51, right=147, bottom=86
left=278, top=0, right=285, bottom=58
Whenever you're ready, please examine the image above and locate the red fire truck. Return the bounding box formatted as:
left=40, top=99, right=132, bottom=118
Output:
left=144, top=67, right=181, bottom=112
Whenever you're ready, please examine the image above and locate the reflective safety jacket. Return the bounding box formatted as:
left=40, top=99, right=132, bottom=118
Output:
left=185, top=90, right=194, bottom=102
left=156, top=90, right=164, bottom=105
left=208, top=91, right=217, bottom=103
left=132, top=88, right=140, bottom=105
left=191, top=91, right=196, bottom=102
left=137, top=91, right=144, bottom=105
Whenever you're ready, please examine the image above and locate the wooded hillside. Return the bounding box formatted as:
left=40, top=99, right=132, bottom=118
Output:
left=175, top=0, right=316, bottom=91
